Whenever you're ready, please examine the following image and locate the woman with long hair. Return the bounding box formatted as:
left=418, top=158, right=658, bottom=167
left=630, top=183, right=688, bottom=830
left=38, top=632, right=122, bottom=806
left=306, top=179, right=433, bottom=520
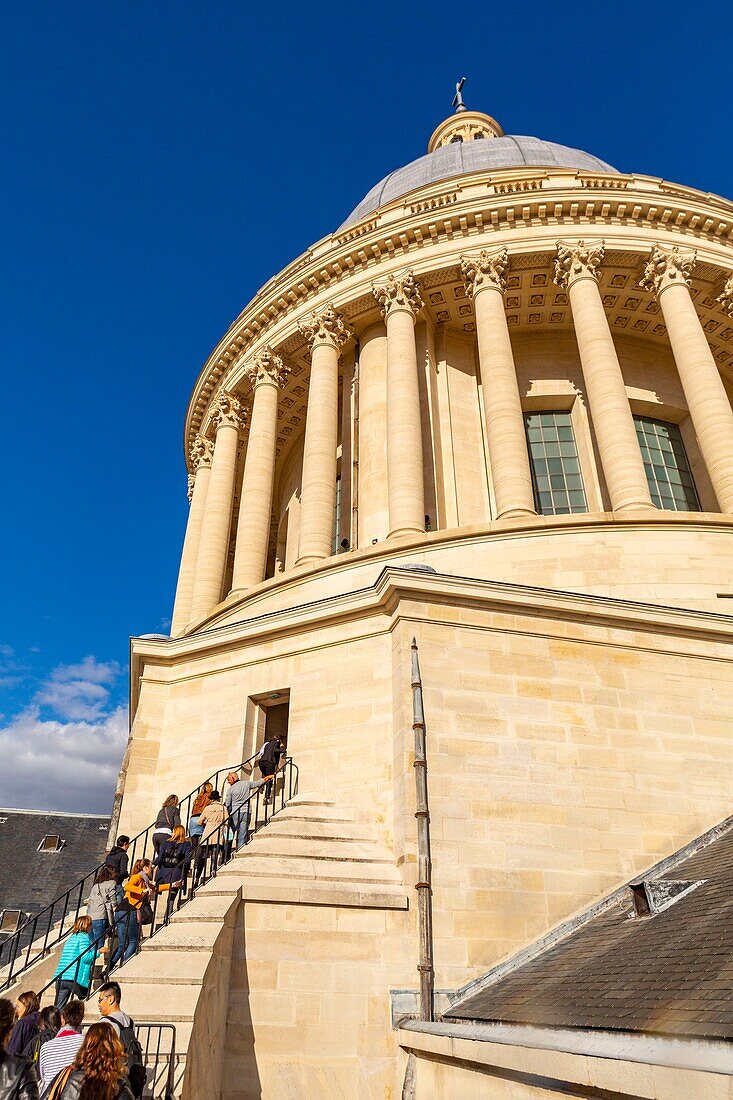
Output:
left=86, top=866, right=118, bottom=956
left=0, top=996, right=38, bottom=1099
left=154, top=824, right=192, bottom=919
left=53, top=918, right=97, bottom=1007
left=48, top=1022, right=133, bottom=1099
left=151, top=794, right=180, bottom=857
left=188, top=781, right=212, bottom=849
left=7, top=990, right=40, bottom=1057
left=21, top=1004, right=60, bottom=1069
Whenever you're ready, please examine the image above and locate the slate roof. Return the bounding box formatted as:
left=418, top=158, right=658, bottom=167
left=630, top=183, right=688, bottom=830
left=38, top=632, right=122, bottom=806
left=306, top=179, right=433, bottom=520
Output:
left=447, top=819, right=733, bottom=1039
left=339, top=135, right=618, bottom=229
left=0, top=809, right=110, bottom=928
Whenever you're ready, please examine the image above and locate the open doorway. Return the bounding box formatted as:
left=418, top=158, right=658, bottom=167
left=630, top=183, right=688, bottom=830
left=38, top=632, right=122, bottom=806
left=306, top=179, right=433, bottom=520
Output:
left=243, top=690, right=290, bottom=762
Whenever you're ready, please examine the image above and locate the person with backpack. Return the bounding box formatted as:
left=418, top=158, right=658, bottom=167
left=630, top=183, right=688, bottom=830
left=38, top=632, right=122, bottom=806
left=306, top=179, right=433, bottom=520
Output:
left=256, top=735, right=284, bottom=804
left=0, top=997, right=38, bottom=1100
left=52, top=918, right=97, bottom=1007
left=104, top=837, right=130, bottom=905
left=151, top=795, right=180, bottom=857
left=20, top=1007, right=59, bottom=1073
left=37, top=1001, right=83, bottom=1095
left=45, top=1022, right=133, bottom=1100
left=153, top=825, right=192, bottom=919
left=96, top=984, right=145, bottom=1099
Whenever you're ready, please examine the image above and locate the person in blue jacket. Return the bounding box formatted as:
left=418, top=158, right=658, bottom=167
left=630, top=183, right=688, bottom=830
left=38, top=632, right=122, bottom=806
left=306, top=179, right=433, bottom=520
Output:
left=53, top=917, right=98, bottom=1008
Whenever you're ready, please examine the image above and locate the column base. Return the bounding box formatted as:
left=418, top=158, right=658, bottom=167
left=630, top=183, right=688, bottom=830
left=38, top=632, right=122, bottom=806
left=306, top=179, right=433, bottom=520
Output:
left=388, top=525, right=425, bottom=540
left=296, top=553, right=329, bottom=567
left=613, top=500, right=657, bottom=514
left=495, top=507, right=537, bottom=521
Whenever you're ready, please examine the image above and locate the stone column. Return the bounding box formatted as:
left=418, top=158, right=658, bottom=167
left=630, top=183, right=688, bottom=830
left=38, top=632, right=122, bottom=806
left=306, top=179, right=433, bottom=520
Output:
left=188, top=392, right=245, bottom=624
left=555, top=240, right=654, bottom=513
left=296, top=305, right=351, bottom=565
left=642, top=247, right=733, bottom=512
left=461, top=248, right=535, bottom=519
left=170, top=435, right=213, bottom=636
left=231, top=348, right=290, bottom=591
left=373, top=271, right=426, bottom=538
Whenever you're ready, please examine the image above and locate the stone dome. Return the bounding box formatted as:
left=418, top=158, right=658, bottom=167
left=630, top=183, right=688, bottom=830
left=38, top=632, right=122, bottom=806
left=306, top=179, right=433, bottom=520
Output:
left=339, top=132, right=619, bottom=230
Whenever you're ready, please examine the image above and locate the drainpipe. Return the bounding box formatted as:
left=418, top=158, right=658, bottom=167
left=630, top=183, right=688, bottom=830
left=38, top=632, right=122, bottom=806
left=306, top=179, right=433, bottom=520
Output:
left=411, top=637, right=434, bottom=1022
left=351, top=340, right=359, bottom=547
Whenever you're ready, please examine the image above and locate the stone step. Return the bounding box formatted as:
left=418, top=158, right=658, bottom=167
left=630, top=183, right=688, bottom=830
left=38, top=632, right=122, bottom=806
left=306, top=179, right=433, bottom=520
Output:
left=98, top=981, right=201, bottom=1022
left=260, top=818, right=375, bottom=842
left=217, top=853, right=401, bottom=884
left=281, top=797, right=342, bottom=813
left=274, top=805, right=354, bottom=822
left=140, top=922, right=227, bottom=953
left=248, top=835, right=391, bottom=862
left=112, top=950, right=210, bottom=984
left=237, top=877, right=409, bottom=909
left=170, top=895, right=237, bottom=924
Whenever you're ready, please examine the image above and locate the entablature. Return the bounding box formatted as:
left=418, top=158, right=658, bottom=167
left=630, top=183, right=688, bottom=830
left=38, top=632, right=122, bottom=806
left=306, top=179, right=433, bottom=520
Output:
left=184, top=169, right=733, bottom=465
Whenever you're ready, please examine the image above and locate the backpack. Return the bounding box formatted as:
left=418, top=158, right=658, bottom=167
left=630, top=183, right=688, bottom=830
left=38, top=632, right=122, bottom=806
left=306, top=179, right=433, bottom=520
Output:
left=160, top=843, right=182, bottom=869
left=21, top=1032, right=42, bottom=1064
left=117, top=1017, right=146, bottom=1099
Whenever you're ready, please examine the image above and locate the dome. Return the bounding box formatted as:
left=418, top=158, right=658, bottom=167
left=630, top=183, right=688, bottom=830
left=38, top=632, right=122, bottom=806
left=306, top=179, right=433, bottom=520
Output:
left=339, top=132, right=619, bottom=231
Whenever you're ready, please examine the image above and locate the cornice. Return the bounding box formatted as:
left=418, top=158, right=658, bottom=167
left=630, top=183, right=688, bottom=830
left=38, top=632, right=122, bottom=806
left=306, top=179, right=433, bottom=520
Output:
left=129, top=561, right=733, bottom=720
left=184, top=167, right=733, bottom=463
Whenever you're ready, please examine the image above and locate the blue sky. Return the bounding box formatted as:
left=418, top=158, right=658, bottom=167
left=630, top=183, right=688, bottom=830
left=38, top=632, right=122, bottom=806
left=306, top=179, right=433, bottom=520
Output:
left=1, top=2, right=731, bottom=812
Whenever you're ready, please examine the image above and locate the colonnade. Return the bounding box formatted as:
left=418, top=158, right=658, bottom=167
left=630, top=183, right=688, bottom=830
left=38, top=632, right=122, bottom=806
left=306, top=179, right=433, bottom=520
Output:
left=170, top=241, right=733, bottom=635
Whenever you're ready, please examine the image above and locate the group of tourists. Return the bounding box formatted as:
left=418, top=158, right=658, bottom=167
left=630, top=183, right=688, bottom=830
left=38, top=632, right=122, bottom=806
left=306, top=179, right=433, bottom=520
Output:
left=0, top=981, right=142, bottom=1099
left=0, top=738, right=286, bottom=1098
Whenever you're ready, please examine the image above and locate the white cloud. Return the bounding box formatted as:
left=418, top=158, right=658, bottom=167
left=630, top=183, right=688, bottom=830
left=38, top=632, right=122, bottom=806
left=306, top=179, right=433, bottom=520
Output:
left=0, top=704, right=128, bottom=814
left=34, top=656, right=123, bottom=721
left=49, top=656, right=120, bottom=685
left=0, top=656, right=127, bottom=813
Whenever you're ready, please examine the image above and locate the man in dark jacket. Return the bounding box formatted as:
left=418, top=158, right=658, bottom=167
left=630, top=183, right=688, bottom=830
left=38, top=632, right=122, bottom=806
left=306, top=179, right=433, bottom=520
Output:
left=0, top=997, right=39, bottom=1099
left=257, top=737, right=284, bottom=804
left=105, top=836, right=130, bottom=903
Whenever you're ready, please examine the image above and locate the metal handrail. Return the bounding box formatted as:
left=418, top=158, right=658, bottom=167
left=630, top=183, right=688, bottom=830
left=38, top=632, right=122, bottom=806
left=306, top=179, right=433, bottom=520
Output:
left=0, top=750, right=278, bottom=992
left=35, top=758, right=298, bottom=1002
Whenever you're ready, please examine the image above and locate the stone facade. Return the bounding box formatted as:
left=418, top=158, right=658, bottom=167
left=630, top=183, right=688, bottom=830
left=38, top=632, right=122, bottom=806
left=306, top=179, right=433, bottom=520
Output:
left=116, top=107, right=733, bottom=1096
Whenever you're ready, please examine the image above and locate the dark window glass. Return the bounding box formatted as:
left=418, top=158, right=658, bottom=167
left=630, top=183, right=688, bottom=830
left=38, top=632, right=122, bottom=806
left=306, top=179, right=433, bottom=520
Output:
left=634, top=417, right=700, bottom=512
left=524, top=412, right=588, bottom=516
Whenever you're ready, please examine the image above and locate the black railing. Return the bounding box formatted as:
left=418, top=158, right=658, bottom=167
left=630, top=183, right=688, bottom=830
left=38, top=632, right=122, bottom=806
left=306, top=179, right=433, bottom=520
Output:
left=75, top=1022, right=177, bottom=1100
left=0, top=753, right=297, bottom=992
left=35, top=758, right=298, bottom=999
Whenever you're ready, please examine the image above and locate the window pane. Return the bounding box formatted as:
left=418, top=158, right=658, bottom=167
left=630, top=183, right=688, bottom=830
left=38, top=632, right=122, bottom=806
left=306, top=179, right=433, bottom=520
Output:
left=524, top=412, right=588, bottom=516
left=633, top=416, right=701, bottom=512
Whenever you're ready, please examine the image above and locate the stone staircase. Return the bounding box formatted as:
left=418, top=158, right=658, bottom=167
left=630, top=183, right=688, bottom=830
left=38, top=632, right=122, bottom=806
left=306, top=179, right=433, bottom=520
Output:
left=89, top=796, right=409, bottom=1099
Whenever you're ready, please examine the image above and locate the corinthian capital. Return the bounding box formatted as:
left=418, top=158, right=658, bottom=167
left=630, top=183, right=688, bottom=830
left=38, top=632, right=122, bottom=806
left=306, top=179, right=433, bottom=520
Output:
left=554, top=240, right=605, bottom=289
left=372, top=271, right=424, bottom=319
left=640, top=244, right=697, bottom=296
left=211, top=391, right=245, bottom=432
left=717, top=272, right=733, bottom=317
left=461, top=248, right=508, bottom=296
left=298, top=304, right=352, bottom=350
left=244, top=346, right=291, bottom=388
left=189, top=434, right=214, bottom=472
